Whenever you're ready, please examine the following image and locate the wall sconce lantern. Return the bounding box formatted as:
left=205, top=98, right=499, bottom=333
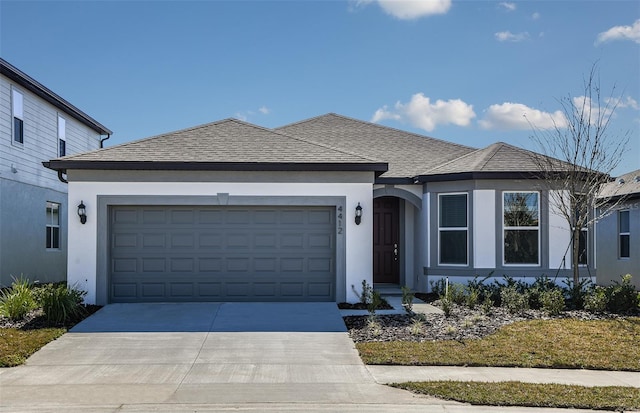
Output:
left=355, top=203, right=363, bottom=225
left=77, top=201, right=87, bottom=224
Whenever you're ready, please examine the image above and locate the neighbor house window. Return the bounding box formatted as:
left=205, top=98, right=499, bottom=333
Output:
left=503, top=191, right=539, bottom=265
left=12, top=88, right=24, bottom=144
left=619, top=210, right=630, bottom=258
left=438, top=193, right=468, bottom=265
left=46, top=202, right=60, bottom=249
left=58, top=115, right=66, bottom=156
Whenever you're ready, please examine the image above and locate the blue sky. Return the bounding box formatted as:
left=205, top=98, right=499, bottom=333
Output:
left=1, top=0, right=639, bottom=175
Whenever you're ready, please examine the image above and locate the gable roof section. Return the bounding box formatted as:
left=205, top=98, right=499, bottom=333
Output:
left=416, top=142, right=571, bottom=181
left=599, top=169, right=640, bottom=200
left=44, top=118, right=387, bottom=173
left=0, top=58, right=112, bottom=135
left=276, top=113, right=475, bottom=181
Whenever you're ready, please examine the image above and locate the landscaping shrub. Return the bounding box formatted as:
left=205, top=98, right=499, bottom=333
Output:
left=605, top=274, right=639, bottom=314
left=401, top=286, right=414, bottom=314
left=465, top=287, right=479, bottom=309
left=583, top=287, right=607, bottom=313
left=500, top=286, right=529, bottom=314
left=528, top=275, right=558, bottom=310
left=0, top=277, right=37, bottom=321
left=540, top=289, right=565, bottom=316
left=440, top=297, right=453, bottom=317
left=447, top=282, right=466, bottom=305
left=562, top=277, right=592, bottom=310
left=430, top=278, right=447, bottom=297
left=38, top=283, right=86, bottom=325
left=481, top=296, right=494, bottom=315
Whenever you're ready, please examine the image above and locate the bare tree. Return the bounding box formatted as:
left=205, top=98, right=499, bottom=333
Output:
left=529, top=64, right=630, bottom=285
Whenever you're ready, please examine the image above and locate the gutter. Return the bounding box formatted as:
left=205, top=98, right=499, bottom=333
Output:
left=100, top=134, right=111, bottom=148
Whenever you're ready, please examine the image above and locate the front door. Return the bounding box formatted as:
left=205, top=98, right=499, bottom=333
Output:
left=373, top=197, right=400, bottom=284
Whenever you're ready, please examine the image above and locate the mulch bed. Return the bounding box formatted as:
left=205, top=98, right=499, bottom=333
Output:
left=344, top=300, right=620, bottom=343
left=0, top=305, right=102, bottom=330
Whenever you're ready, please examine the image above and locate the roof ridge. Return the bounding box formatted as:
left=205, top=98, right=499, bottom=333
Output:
left=475, top=142, right=505, bottom=171
left=277, top=113, right=476, bottom=152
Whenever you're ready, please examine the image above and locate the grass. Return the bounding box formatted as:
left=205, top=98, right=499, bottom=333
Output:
left=393, top=381, right=640, bottom=411
left=357, top=317, right=640, bottom=371
left=0, top=327, right=65, bottom=367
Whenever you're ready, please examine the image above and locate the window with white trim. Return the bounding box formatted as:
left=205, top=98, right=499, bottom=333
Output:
left=438, top=193, right=468, bottom=265
left=58, top=115, right=66, bottom=156
left=619, top=210, right=630, bottom=259
left=12, top=88, right=24, bottom=144
left=503, top=191, right=539, bottom=265
left=46, top=202, right=60, bottom=249
left=578, top=228, right=588, bottom=265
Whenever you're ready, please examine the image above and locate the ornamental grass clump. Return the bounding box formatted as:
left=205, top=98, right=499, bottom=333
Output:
left=0, top=277, right=37, bottom=321
left=38, top=283, right=87, bottom=325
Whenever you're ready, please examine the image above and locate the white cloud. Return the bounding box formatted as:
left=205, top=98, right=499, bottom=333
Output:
left=258, top=106, right=270, bottom=115
left=479, top=102, right=567, bottom=130
left=499, top=2, right=516, bottom=11
left=495, top=31, right=530, bottom=42
left=595, top=19, right=640, bottom=45
left=532, top=12, right=540, bottom=20
left=352, top=0, right=451, bottom=19
left=607, top=96, right=639, bottom=110
left=372, top=93, right=475, bottom=132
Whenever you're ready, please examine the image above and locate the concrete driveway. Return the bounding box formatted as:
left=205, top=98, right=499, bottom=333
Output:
left=0, top=302, right=452, bottom=412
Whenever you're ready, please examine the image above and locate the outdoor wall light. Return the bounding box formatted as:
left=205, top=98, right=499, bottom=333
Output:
left=77, top=201, right=87, bottom=224
left=355, top=203, right=363, bottom=225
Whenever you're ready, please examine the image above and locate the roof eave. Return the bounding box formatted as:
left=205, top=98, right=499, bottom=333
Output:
left=1, top=58, right=112, bottom=135
left=43, top=160, right=388, bottom=173
left=415, top=171, right=544, bottom=182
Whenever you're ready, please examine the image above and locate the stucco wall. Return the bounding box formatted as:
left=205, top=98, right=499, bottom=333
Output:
left=596, top=199, right=640, bottom=289
left=67, top=177, right=374, bottom=304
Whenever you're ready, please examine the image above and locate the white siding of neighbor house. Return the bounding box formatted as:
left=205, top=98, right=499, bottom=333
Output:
left=0, top=74, right=104, bottom=286
left=473, top=189, right=495, bottom=269
left=548, top=190, right=571, bottom=270
left=0, top=75, right=102, bottom=191
left=67, top=180, right=374, bottom=304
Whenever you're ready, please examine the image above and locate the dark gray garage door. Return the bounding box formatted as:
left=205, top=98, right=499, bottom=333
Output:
left=109, top=206, right=335, bottom=302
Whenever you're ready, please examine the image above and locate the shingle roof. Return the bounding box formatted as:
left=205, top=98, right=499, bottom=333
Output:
left=0, top=58, right=112, bottom=135
left=44, top=118, right=387, bottom=173
left=421, top=142, right=566, bottom=175
left=599, top=169, right=640, bottom=199
left=276, top=113, right=475, bottom=180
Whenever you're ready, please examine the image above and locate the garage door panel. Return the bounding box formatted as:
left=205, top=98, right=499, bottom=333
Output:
left=110, top=205, right=335, bottom=302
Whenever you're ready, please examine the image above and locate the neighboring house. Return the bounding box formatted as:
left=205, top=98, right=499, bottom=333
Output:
left=596, top=169, right=640, bottom=290
left=45, top=114, right=585, bottom=305
left=0, top=58, right=111, bottom=287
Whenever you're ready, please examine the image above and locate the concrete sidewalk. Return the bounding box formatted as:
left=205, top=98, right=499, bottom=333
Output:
left=367, top=365, right=640, bottom=387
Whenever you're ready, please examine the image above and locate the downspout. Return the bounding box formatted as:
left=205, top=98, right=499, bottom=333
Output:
left=100, top=133, right=111, bottom=148
left=57, top=170, right=68, bottom=184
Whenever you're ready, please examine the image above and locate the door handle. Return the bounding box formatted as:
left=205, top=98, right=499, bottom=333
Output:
left=394, top=243, right=398, bottom=260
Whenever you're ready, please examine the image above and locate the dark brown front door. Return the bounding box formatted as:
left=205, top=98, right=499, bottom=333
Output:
left=373, top=197, right=400, bottom=284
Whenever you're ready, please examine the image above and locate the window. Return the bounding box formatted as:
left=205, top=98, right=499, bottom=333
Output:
left=46, top=202, right=60, bottom=249
left=438, top=193, right=468, bottom=265
left=12, top=88, right=24, bottom=144
left=578, top=228, right=588, bottom=265
left=58, top=115, right=66, bottom=156
left=503, top=192, right=539, bottom=265
left=619, top=210, right=630, bottom=258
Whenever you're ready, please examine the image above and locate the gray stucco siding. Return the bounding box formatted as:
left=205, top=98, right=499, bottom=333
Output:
left=596, top=199, right=640, bottom=289
left=0, top=179, right=67, bottom=286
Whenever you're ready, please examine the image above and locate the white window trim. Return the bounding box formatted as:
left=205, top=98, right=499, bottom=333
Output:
left=619, top=209, right=630, bottom=259
left=437, top=192, right=469, bottom=266
left=46, top=202, right=61, bottom=250
left=11, top=87, right=24, bottom=147
left=502, top=191, right=541, bottom=267
left=58, top=115, right=66, bottom=157
left=577, top=227, right=588, bottom=267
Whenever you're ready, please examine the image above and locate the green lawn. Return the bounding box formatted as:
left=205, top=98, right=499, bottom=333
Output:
left=0, top=328, right=65, bottom=367
left=393, top=381, right=640, bottom=411
left=357, top=317, right=640, bottom=371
